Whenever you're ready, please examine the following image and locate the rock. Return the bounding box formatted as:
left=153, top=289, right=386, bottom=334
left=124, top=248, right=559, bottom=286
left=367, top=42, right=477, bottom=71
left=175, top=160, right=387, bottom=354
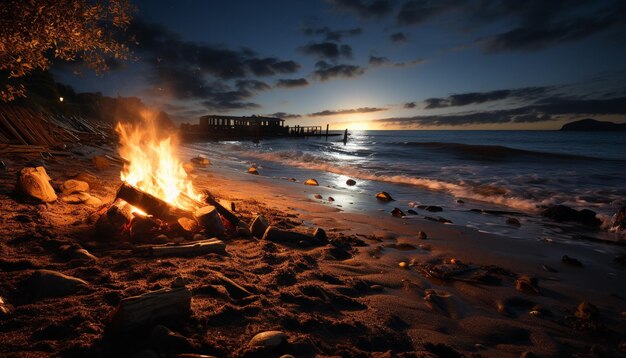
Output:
left=611, top=206, right=626, bottom=231
left=0, top=296, right=13, bottom=318
left=370, top=284, right=384, bottom=292
left=541, top=205, right=601, bottom=227
left=73, top=171, right=98, bottom=188
left=346, top=179, right=356, bottom=186
left=27, top=269, right=88, bottom=298
left=424, top=205, right=443, bottom=212
left=248, top=330, right=287, bottom=348
left=150, top=325, right=193, bottom=353
left=562, top=255, right=583, bottom=267
left=314, top=194, right=322, bottom=199
left=84, top=196, right=103, bottom=207
left=506, top=217, right=521, bottom=226
left=575, top=301, right=599, bottom=320
left=515, top=275, right=539, bottom=295
left=407, top=209, right=417, bottom=215
left=62, top=191, right=91, bottom=204
left=456, top=199, right=465, bottom=204
left=153, top=234, right=170, bottom=244
left=288, top=178, right=297, bottom=182
left=248, top=166, right=259, bottom=175
left=313, top=227, right=327, bottom=240
left=418, top=231, right=427, bottom=240
left=17, top=167, right=57, bottom=202
left=73, top=248, right=97, bottom=261
left=328, top=196, right=335, bottom=202
left=376, top=191, right=394, bottom=201
left=391, top=208, right=406, bottom=218
left=190, top=156, right=211, bottom=166
left=249, top=215, right=269, bottom=238
left=304, top=178, right=319, bottom=186
left=60, top=179, right=89, bottom=194
left=398, top=261, right=408, bottom=269
left=92, top=156, right=110, bottom=170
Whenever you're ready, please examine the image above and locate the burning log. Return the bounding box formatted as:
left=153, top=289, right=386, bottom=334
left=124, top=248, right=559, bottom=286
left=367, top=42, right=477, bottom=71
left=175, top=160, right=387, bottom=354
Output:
left=95, top=199, right=132, bottom=238
left=193, top=205, right=225, bottom=237
left=108, top=287, right=191, bottom=333
left=116, top=182, right=193, bottom=222
left=135, top=238, right=226, bottom=257
left=203, top=191, right=241, bottom=227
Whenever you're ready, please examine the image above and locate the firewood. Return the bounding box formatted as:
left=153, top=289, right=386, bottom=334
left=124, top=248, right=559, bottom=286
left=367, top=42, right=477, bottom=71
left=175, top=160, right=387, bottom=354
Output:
left=139, top=238, right=226, bottom=257
left=203, top=191, right=241, bottom=226
left=108, top=287, right=192, bottom=333
left=95, top=199, right=132, bottom=238
left=193, top=205, right=225, bottom=237
left=115, top=182, right=194, bottom=222
left=261, top=226, right=326, bottom=246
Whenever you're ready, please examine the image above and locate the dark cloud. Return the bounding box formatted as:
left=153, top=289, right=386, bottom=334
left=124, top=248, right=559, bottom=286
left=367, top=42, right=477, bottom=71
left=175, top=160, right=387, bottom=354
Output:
left=245, top=58, right=300, bottom=76
left=275, top=78, right=309, bottom=88
left=368, top=56, right=390, bottom=67
left=390, top=32, right=408, bottom=42
left=328, top=0, right=393, bottom=19
left=404, top=102, right=416, bottom=109
left=128, top=19, right=301, bottom=111
left=300, top=42, right=353, bottom=60
left=303, top=26, right=363, bottom=42
left=312, top=61, right=365, bottom=81
left=424, top=87, right=550, bottom=109
left=268, top=112, right=302, bottom=119
left=309, top=107, right=386, bottom=116
left=396, top=0, right=460, bottom=26
left=375, top=96, right=626, bottom=127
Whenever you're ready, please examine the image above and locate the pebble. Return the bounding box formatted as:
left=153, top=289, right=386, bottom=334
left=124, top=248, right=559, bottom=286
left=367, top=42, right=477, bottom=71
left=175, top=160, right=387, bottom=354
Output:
left=328, top=196, right=335, bottom=201
left=418, top=231, right=427, bottom=240
left=376, top=191, right=394, bottom=201
left=288, top=178, right=297, bottom=182
left=248, top=167, right=259, bottom=175
left=346, top=179, right=356, bottom=186
left=314, top=194, right=322, bottom=199
left=0, top=296, right=13, bottom=317
left=60, top=179, right=89, bottom=195
left=62, top=191, right=91, bottom=204
left=73, top=248, right=97, bottom=261
left=562, top=255, right=583, bottom=267
left=391, top=208, right=405, bottom=217
left=506, top=217, right=521, bottom=226
left=304, top=178, right=319, bottom=186
left=370, top=284, right=384, bottom=292
left=27, top=269, right=88, bottom=298
left=456, top=199, right=465, bottom=204
left=248, top=330, right=287, bottom=348
left=398, top=261, right=408, bottom=269
left=515, top=275, right=539, bottom=295
left=84, top=196, right=103, bottom=207
left=407, top=209, right=417, bottom=215
left=575, top=301, right=599, bottom=320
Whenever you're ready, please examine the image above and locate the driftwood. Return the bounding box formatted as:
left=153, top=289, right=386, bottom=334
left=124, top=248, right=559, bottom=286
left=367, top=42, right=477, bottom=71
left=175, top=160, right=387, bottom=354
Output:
left=208, top=270, right=252, bottom=299
left=108, top=287, right=192, bottom=333
left=135, top=238, right=226, bottom=257
left=262, top=226, right=325, bottom=246
left=116, top=182, right=193, bottom=222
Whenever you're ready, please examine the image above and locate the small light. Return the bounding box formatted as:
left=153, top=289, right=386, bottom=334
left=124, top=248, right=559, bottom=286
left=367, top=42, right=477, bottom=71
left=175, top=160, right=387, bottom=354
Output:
left=59, top=97, right=64, bottom=102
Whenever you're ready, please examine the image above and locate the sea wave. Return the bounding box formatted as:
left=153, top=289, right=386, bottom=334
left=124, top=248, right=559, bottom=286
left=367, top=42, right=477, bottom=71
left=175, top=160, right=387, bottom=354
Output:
left=393, top=142, right=608, bottom=162
left=230, top=148, right=544, bottom=212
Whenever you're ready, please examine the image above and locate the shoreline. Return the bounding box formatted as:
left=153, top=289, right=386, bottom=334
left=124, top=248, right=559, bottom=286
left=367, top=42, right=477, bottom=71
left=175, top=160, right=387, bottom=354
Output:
left=0, top=145, right=625, bottom=357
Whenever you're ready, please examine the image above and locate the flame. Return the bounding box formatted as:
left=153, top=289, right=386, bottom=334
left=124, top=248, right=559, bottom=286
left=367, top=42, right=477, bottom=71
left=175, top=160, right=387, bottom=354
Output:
left=116, top=113, right=201, bottom=212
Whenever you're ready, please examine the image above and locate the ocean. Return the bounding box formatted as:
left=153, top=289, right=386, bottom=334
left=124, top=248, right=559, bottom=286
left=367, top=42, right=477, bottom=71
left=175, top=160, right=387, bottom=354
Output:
left=186, top=130, right=626, bottom=245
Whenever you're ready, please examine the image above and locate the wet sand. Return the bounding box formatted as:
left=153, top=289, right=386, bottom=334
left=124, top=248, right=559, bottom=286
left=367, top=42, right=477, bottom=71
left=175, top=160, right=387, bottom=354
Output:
left=0, top=145, right=625, bottom=357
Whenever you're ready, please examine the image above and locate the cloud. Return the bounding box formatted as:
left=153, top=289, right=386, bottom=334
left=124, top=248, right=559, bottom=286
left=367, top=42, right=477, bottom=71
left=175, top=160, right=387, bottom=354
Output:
left=128, top=18, right=301, bottom=111
left=328, top=0, right=393, bottom=19
left=303, top=26, right=363, bottom=42
left=375, top=96, right=626, bottom=127
left=390, top=32, right=408, bottom=42
left=404, top=102, right=416, bottom=108
left=267, top=112, right=302, bottom=119
left=369, top=56, right=424, bottom=68
left=300, top=42, right=353, bottom=60
left=368, top=56, right=390, bottom=67
left=311, top=61, right=365, bottom=81
left=396, top=0, right=459, bottom=26
left=275, top=78, right=309, bottom=88
left=245, top=58, right=300, bottom=76
left=423, top=87, right=550, bottom=109
left=309, top=107, right=386, bottom=116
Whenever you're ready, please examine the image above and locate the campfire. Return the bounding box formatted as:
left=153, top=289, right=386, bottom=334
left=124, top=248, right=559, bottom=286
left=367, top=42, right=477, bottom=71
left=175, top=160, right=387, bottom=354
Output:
left=94, top=115, right=236, bottom=254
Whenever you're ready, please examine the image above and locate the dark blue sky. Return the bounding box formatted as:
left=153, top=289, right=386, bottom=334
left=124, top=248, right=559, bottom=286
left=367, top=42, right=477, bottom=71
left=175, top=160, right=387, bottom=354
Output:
left=55, top=0, right=626, bottom=129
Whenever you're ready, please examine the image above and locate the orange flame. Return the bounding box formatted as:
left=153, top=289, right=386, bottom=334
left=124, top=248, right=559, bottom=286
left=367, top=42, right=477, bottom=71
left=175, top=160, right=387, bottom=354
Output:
left=116, top=112, right=201, bottom=212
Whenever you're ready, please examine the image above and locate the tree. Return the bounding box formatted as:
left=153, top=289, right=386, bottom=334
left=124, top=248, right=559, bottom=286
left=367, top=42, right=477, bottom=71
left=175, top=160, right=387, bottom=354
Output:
left=0, top=0, right=133, bottom=102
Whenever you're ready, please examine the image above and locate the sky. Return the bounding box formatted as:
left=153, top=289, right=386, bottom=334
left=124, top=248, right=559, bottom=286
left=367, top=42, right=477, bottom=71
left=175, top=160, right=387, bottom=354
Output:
left=54, top=0, right=626, bottom=130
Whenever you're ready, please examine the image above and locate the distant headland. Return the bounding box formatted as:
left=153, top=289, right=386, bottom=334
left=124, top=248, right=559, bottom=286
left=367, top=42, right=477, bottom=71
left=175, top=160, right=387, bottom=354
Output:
left=560, top=118, right=626, bottom=131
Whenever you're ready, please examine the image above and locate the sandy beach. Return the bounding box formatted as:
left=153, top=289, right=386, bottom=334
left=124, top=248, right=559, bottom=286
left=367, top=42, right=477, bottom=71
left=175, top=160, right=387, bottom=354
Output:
left=0, top=143, right=624, bottom=357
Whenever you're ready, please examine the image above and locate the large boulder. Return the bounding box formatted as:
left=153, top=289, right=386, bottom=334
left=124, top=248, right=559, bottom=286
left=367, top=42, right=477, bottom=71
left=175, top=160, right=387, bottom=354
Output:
left=541, top=205, right=601, bottom=227
left=17, top=167, right=57, bottom=202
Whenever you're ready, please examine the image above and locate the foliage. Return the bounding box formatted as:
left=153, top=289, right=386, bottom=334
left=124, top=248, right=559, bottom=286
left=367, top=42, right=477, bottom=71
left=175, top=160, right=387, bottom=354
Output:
left=0, top=0, right=133, bottom=102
